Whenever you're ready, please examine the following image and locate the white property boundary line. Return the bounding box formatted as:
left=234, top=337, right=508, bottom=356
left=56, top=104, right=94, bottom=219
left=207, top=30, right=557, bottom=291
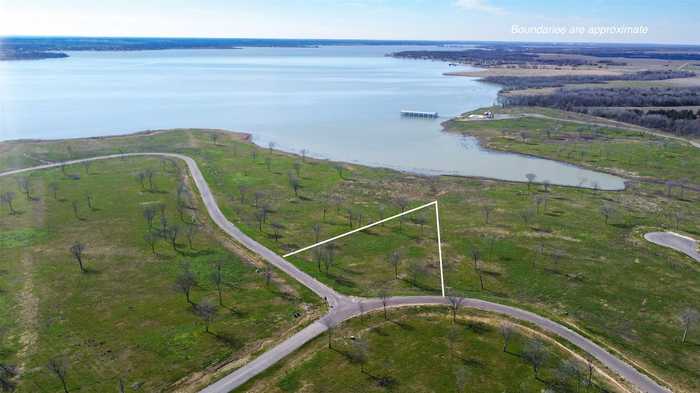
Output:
left=283, top=201, right=446, bottom=297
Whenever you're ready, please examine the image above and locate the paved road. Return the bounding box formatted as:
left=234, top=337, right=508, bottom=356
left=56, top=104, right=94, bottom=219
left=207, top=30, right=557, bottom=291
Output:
left=645, top=232, right=700, bottom=262
left=0, top=154, right=671, bottom=393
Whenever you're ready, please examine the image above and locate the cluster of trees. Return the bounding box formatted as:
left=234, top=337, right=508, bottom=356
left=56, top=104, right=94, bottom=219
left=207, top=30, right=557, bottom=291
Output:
left=485, top=70, right=694, bottom=90
left=500, top=87, right=700, bottom=136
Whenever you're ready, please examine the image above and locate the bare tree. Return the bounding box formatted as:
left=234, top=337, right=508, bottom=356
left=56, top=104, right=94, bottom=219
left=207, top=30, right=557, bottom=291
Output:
left=210, top=133, right=220, bottom=145
left=447, top=292, right=464, bottom=323
left=519, top=208, right=535, bottom=226
left=0, top=192, right=16, bottom=215
left=185, top=224, right=198, bottom=249
left=167, top=225, right=180, bottom=251
left=174, top=269, right=197, bottom=305
left=500, top=322, right=514, bottom=352
left=264, top=263, right=273, bottom=287
left=143, top=206, right=157, bottom=229
left=407, top=260, right=423, bottom=287
left=254, top=209, right=265, bottom=232
left=211, top=261, right=225, bottom=306
left=69, top=242, right=86, bottom=273
left=600, top=204, right=615, bottom=225
left=136, top=172, right=146, bottom=190
left=194, top=299, right=218, bottom=333
left=471, top=248, right=484, bottom=290
left=679, top=308, right=699, bottom=344
left=144, top=232, right=157, bottom=255
left=144, top=169, right=155, bottom=191
left=288, top=174, right=301, bottom=197
left=271, top=222, right=284, bottom=242
left=71, top=200, right=80, bottom=220
left=300, top=148, right=308, bottom=162
left=48, top=182, right=59, bottom=200
left=523, top=339, right=548, bottom=379
left=334, top=163, right=344, bottom=179
left=482, top=204, right=494, bottom=224
left=253, top=191, right=265, bottom=208
left=81, top=160, right=91, bottom=174
left=556, top=359, right=585, bottom=392
left=525, top=173, right=537, bottom=190
left=320, top=317, right=335, bottom=349
left=86, top=193, right=94, bottom=211
left=312, top=223, right=321, bottom=243
left=379, top=288, right=390, bottom=320
left=388, top=250, right=401, bottom=279
left=16, top=177, right=32, bottom=200
left=268, top=141, right=276, bottom=153
left=47, top=358, right=69, bottom=393
left=293, top=161, right=302, bottom=178
left=413, top=214, right=428, bottom=237
left=264, top=156, right=272, bottom=172
left=237, top=185, right=248, bottom=204
left=350, top=337, right=369, bottom=373
left=395, top=196, right=409, bottom=213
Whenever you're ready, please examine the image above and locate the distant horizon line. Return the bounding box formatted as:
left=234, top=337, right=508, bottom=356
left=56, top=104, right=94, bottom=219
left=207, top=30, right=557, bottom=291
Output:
left=2, top=34, right=700, bottom=48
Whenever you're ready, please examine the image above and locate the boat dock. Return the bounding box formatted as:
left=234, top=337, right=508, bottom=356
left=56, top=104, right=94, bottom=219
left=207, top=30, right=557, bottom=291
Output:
left=401, top=110, right=439, bottom=118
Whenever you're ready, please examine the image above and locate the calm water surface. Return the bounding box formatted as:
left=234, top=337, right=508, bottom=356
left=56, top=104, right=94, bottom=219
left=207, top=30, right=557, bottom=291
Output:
left=0, top=46, right=624, bottom=189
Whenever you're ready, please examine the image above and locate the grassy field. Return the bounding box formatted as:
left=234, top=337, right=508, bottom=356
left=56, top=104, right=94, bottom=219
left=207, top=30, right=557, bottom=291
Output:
left=1, top=128, right=699, bottom=391
left=447, top=107, right=700, bottom=184
left=0, top=155, right=320, bottom=392
left=240, top=307, right=620, bottom=393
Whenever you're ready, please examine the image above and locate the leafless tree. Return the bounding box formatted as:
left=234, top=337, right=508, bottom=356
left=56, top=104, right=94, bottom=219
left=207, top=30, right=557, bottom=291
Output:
left=334, top=163, right=344, bottom=179
left=413, top=214, right=428, bottom=237
left=500, top=322, right=514, bottom=352
left=86, top=193, right=94, bottom=211
left=556, top=359, right=585, bottom=392
left=519, top=208, right=535, bottom=226
left=48, top=182, right=59, bottom=200
left=210, top=133, right=219, bottom=145
left=542, top=180, right=551, bottom=192
left=69, top=242, right=86, bottom=273
left=407, top=260, right=423, bottom=287
left=16, top=177, right=31, bottom=200
left=185, top=224, right=198, bottom=248
left=447, top=292, right=464, bottom=323
left=525, top=173, right=537, bottom=190
left=144, top=169, right=155, bottom=191
left=237, top=185, right=248, bottom=204
left=600, top=204, right=614, bottom=225
left=254, top=209, right=265, bottom=232
left=395, top=196, right=409, bottom=213
left=143, top=206, right=157, bottom=229
left=0, top=192, right=16, bottom=215
left=211, top=261, right=225, bottom=306
left=523, top=339, right=548, bottom=379
left=288, top=174, right=301, bottom=197
left=47, top=357, right=69, bottom=393
left=264, top=263, right=273, bottom=287
left=174, top=269, right=197, bottom=305
left=264, top=156, right=272, bottom=172
left=320, top=317, right=335, bottom=349
left=71, top=200, right=80, bottom=220
left=481, top=205, right=494, bottom=224
left=144, top=232, right=157, bottom=255
left=167, top=225, right=180, bottom=251
left=81, top=160, right=91, bottom=174
left=300, top=148, right=308, bottom=162
left=194, top=299, right=218, bottom=333
left=253, top=191, right=265, bottom=208
left=534, top=195, right=546, bottom=214
left=293, top=161, right=302, bottom=178
left=136, top=172, right=146, bottom=190
left=271, top=222, right=284, bottom=242
left=358, top=301, right=366, bottom=324
left=0, top=363, right=17, bottom=392
left=268, top=141, right=276, bottom=153
left=388, top=250, right=401, bottom=279
left=679, top=308, right=699, bottom=344
left=350, top=337, right=369, bottom=373
left=312, top=223, right=321, bottom=243
left=379, top=288, right=390, bottom=320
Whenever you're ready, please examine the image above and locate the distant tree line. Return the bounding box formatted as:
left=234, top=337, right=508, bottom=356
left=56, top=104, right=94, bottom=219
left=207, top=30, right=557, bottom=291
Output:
left=484, top=70, right=695, bottom=90
left=500, top=87, right=700, bottom=136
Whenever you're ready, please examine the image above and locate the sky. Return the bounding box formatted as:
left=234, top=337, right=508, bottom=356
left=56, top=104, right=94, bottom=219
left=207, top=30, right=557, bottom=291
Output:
left=0, top=0, right=697, bottom=44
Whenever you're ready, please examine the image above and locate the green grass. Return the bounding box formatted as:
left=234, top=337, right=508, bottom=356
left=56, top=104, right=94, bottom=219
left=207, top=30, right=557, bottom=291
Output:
left=0, top=156, right=320, bottom=392
left=1, top=129, right=699, bottom=391
left=447, top=107, right=700, bottom=183
left=240, top=307, right=616, bottom=393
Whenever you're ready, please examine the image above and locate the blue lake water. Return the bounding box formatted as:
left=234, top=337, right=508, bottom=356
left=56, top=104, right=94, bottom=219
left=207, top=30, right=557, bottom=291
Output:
left=0, top=46, right=625, bottom=189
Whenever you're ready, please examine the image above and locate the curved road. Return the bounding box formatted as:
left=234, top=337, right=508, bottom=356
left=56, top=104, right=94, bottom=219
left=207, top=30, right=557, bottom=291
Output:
left=645, top=232, right=700, bottom=262
left=0, top=153, right=671, bottom=393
